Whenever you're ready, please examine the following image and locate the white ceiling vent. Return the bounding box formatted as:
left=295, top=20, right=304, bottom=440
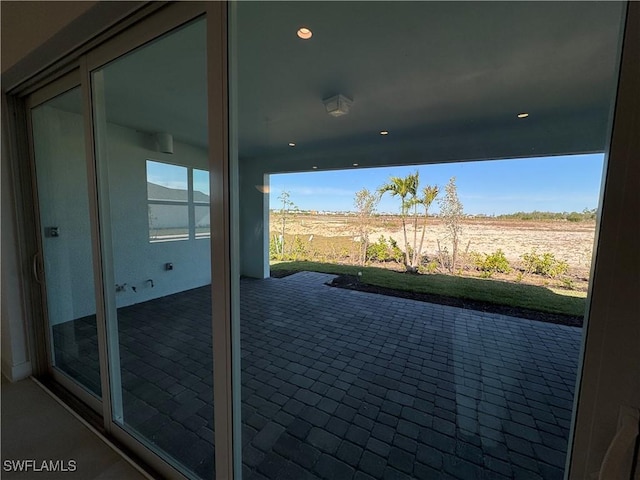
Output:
left=323, top=94, right=353, bottom=117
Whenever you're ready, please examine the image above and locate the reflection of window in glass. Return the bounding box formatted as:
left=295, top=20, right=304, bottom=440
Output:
left=147, top=162, right=188, bottom=201
left=146, top=160, right=210, bottom=242
left=193, top=169, right=210, bottom=238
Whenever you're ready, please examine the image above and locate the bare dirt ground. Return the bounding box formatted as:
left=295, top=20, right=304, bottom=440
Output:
left=271, top=213, right=597, bottom=287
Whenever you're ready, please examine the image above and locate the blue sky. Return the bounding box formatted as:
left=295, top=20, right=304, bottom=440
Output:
left=269, top=154, right=605, bottom=215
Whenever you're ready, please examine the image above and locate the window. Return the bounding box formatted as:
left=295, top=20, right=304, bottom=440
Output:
left=193, top=168, right=211, bottom=239
left=146, top=160, right=210, bottom=242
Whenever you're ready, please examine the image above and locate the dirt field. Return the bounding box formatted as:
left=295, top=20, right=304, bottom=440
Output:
left=270, top=213, right=597, bottom=288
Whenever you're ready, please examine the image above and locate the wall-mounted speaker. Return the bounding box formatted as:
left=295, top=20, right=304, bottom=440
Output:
left=155, top=132, right=174, bottom=154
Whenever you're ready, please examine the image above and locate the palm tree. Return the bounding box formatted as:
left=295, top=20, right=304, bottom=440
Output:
left=412, top=185, right=439, bottom=268
left=378, top=172, right=419, bottom=271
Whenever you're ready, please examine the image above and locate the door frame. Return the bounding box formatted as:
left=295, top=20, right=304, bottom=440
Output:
left=25, top=72, right=103, bottom=413
left=567, top=2, right=640, bottom=478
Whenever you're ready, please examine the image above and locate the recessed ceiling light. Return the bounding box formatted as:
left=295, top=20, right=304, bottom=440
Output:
left=353, top=163, right=359, bottom=167
left=380, top=130, right=389, bottom=135
left=297, top=27, right=312, bottom=40
left=312, top=166, right=318, bottom=169
left=517, top=113, right=529, bottom=119
left=288, top=142, right=296, bottom=147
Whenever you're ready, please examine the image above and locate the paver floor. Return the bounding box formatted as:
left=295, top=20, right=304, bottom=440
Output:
left=53, top=272, right=582, bottom=479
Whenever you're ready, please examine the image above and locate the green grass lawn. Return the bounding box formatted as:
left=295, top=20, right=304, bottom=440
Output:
left=270, top=261, right=587, bottom=317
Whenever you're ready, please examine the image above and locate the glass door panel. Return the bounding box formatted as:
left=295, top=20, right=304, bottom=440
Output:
left=31, top=87, right=101, bottom=398
left=91, top=18, right=214, bottom=479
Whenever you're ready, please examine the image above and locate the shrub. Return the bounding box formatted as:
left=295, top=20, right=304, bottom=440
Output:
left=270, top=235, right=310, bottom=261
left=522, top=249, right=569, bottom=278
left=289, top=236, right=308, bottom=261
left=436, top=242, right=451, bottom=272
left=471, top=249, right=511, bottom=277
left=270, top=235, right=283, bottom=260
left=367, top=236, right=403, bottom=263
left=418, top=260, right=439, bottom=274
left=560, top=277, right=576, bottom=290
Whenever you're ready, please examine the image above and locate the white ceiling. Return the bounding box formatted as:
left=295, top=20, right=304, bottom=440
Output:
left=57, top=1, right=626, bottom=169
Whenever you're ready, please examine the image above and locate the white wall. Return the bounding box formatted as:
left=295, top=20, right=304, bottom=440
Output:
left=104, top=123, right=210, bottom=308
left=31, top=105, right=211, bottom=317
left=32, top=105, right=96, bottom=324
left=239, top=164, right=269, bottom=278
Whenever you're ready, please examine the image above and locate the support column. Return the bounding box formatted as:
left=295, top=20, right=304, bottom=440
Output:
left=239, top=161, right=269, bottom=279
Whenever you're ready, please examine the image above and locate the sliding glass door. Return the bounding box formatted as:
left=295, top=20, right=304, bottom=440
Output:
left=30, top=84, right=102, bottom=401
left=23, top=3, right=230, bottom=478
left=90, top=17, right=215, bottom=479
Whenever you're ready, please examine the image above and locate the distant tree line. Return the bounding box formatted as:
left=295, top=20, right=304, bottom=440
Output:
left=269, top=208, right=597, bottom=222
left=495, top=208, right=597, bottom=222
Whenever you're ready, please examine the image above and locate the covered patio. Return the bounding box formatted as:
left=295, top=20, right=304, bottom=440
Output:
left=54, top=272, right=581, bottom=479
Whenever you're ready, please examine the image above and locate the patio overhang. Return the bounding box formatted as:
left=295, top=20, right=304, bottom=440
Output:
left=232, top=1, right=624, bottom=278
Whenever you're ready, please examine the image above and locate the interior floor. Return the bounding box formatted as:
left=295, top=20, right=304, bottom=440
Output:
left=52, top=272, right=582, bottom=479
left=0, top=376, right=146, bottom=480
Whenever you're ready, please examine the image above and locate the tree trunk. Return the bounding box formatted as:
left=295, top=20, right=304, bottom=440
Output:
left=416, top=215, right=428, bottom=268
left=451, top=232, right=458, bottom=274
left=411, top=204, right=418, bottom=268
left=400, top=210, right=411, bottom=270
left=462, top=240, right=471, bottom=271
left=281, top=214, right=286, bottom=255
left=362, top=236, right=369, bottom=266
left=436, top=239, right=445, bottom=271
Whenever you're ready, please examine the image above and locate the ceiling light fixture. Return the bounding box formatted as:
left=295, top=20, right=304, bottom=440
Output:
left=312, top=166, right=318, bottom=169
left=517, top=113, right=529, bottom=118
left=353, top=163, right=359, bottom=167
left=288, top=142, right=296, bottom=147
left=323, top=94, right=353, bottom=117
left=297, top=27, right=312, bottom=40
left=380, top=130, right=389, bottom=135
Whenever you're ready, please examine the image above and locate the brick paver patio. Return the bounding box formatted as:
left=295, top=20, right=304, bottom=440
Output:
left=53, top=271, right=582, bottom=479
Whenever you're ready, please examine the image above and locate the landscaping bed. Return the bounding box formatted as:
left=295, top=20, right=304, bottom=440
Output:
left=326, top=273, right=583, bottom=328
left=270, top=261, right=586, bottom=326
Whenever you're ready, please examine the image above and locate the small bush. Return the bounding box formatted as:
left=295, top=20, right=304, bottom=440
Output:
left=522, top=249, right=569, bottom=278
left=270, top=235, right=310, bottom=261
left=289, top=236, right=308, bottom=261
left=270, top=235, right=283, bottom=260
left=471, top=249, right=511, bottom=277
left=560, top=277, right=576, bottom=290
left=418, top=260, right=439, bottom=274
left=366, top=236, right=403, bottom=263
left=436, top=242, right=451, bottom=272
